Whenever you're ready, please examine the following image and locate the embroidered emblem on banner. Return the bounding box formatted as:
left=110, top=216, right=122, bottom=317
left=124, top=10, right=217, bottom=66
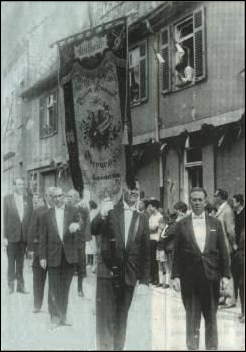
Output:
left=71, top=54, right=125, bottom=200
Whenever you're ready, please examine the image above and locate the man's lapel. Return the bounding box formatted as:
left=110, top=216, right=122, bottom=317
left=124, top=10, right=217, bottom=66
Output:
left=111, top=204, right=125, bottom=250
left=23, top=197, right=29, bottom=219
left=203, top=214, right=212, bottom=253
left=50, top=208, right=60, bottom=238
left=11, top=194, right=20, bottom=220
left=63, top=206, right=70, bottom=238
left=125, top=210, right=139, bottom=252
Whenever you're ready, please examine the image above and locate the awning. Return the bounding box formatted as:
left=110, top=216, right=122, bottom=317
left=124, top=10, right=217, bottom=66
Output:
left=132, top=108, right=244, bottom=145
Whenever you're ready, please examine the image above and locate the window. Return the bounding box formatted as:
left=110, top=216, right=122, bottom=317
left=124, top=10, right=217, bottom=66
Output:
left=129, top=41, right=148, bottom=107
left=29, top=171, right=39, bottom=194
left=40, top=90, right=58, bottom=138
left=160, top=7, right=206, bottom=94
left=184, top=145, right=203, bottom=204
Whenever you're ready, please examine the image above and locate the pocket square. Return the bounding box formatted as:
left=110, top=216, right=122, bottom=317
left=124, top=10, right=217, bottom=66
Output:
left=210, top=229, right=216, bottom=232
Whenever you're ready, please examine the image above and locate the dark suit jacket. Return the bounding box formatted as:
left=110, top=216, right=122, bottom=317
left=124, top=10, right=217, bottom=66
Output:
left=94, top=202, right=150, bottom=287
left=172, top=214, right=230, bottom=283
left=4, top=194, right=33, bottom=242
left=39, top=205, right=80, bottom=267
left=76, top=205, right=92, bottom=248
left=27, top=205, right=48, bottom=256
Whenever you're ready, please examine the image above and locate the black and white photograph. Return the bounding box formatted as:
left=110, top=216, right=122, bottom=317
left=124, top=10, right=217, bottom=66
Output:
left=1, top=1, right=245, bottom=350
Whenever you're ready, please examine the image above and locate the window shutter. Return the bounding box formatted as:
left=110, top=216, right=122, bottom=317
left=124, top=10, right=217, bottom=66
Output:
left=160, top=26, right=171, bottom=94
left=193, top=7, right=206, bottom=80
left=139, top=42, right=147, bottom=100
left=39, top=96, right=45, bottom=138
left=53, top=90, right=58, bottom=131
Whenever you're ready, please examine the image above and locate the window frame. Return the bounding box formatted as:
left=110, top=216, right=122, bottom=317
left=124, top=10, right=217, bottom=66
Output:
left=40, top=89, right=58, bottom=139
left=183, top=145, right=203, bottom=205
left=129, top=39, right=148, bottom=108
left=160, top=6, right=206, bottom=95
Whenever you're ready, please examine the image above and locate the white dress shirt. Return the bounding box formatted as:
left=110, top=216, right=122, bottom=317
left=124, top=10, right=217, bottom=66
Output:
left=55, top=205, right=65, bottom=241
left=192, top=211, right=206, bottom=252
left=14, top=193, right=24, bottom=222
left=123, top=201, right=135, bottom=248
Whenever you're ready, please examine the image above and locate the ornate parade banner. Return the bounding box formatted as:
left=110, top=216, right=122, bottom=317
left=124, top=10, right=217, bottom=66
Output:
left=58, top=18, right=130, bottom=201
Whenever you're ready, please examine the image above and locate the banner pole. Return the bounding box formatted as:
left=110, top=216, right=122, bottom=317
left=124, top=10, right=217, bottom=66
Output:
left=122, top=17, right=129, bottom=146
left=56, top=45, right=67, bottom=154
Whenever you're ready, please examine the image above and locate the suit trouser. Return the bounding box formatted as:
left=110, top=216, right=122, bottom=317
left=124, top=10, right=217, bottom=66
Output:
left=239, top=275, right=244, bottom=315
left=231, top=253, right=240, bottom=300
left=76, top=245, right=86, bottom=292
left=96, top=278, right=134, bottom=351
left=48, top=251, right=74, bottom=322
left=7, top=242, right=27, bottom=290
left=181, top=270, right=220, bottom=350
left=32, top=256, right=47, bottom=310
left=150, top=240, right=159, bottom=283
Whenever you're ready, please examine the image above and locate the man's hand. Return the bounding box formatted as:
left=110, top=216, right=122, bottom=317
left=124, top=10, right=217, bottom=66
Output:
left=69, top=222, right=80, bottom=233
left=100, top=198, right=114, bottom=218
left=3, top=238, right=8, bottom=247
left=136, top=283, right=149, bottom=296
left=232, top=243, right=238, bottom=251
left=221, top=277, right=229, bottom=291
left=40, top=259, right=47, bottom=270
left=172, top=278, right=181, bottom=292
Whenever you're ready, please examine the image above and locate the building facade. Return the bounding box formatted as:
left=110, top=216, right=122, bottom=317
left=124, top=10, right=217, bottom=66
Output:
left=2, top=1, right=244, bottom=210
left=128, top=1, right=244, bottom=209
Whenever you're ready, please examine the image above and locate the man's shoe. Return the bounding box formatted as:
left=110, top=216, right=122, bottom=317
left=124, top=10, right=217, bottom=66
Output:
left=218, top=298, right=226, bottom=306
left=156, top=283, right=163, bottom=288
left=59, top=320, right=72, bottom=326
left=78, top=290, right=84, bottom=297
left=9, top=287, right=14, bottom=294
left=33, top=308, right=41, bottom=313
left=239, top=315, right=245, bottom=323
left=162, top=284, right=170, bottom=289
left=17, top=288, right=29, bottom=294
left=50, top=315, right=61, bottom=329
left=223, top=303, right=236, bottom=309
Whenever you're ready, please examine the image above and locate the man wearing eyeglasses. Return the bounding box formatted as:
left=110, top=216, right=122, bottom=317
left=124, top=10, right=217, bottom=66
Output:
left=39, top=187, right=80, bottom=328
left=172, top=187, right=230, bottom=350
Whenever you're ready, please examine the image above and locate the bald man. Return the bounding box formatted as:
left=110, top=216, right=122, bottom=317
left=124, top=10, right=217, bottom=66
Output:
left=39, top=187, right=80, bottom=328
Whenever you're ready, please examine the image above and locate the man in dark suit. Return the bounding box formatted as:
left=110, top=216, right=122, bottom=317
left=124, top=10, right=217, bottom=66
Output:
left=65, top=189, right=92, bottom=297
left=39, top=187, right=80, bottom=328
left=94, top=179, right=150, bottom=351
left=214, top=188, right=236, bottom=308
left=4, top=177, right=33, bottom=294
left=232, top=194, right=245, bottom=322
left=172, top=187, right=230, bottom=350
left=27, top=187, right=56, bottom=313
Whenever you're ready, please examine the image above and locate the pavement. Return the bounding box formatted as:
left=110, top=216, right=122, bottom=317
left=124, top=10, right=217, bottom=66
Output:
left=1, top=253, right=245, bottom=350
